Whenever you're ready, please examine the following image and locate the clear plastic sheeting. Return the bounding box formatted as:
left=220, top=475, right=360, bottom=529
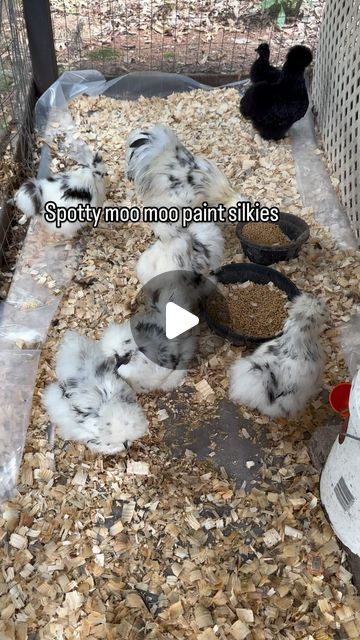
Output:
left=0, top=222, right=82, bottom=501
left=0, top=198, right=85, bottom=504
left=0, top=348, right=42, bottom=501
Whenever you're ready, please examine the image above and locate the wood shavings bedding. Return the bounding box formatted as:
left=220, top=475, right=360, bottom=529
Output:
left=1, top=88, right=360, bottom=639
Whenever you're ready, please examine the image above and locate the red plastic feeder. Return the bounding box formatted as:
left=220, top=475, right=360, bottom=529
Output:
left=329, top=383, right=352, bottom=418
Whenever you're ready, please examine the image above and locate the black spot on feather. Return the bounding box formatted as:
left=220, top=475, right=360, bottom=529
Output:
left=270, top=371, right=278, bottom=388
left=115, top=352, right=132, bottom=367
left=175, top=144, right=194, bottom=168
left=95, top=360, right=114, bottom=377
left=151, top=288, right=161, bottom=308
left=266, top=344, right=280, bottom=355
left=192, top=238, right=210, bottom=260
left=23, top=180, right=42, bottom=214
left=62, top=187, right=92, bottom=202
left=176, top=254, right=185, bottom=268
left=129, top=136, right=149, bottom=149
left=92, top=152, right=102, bottom=165
left=135, top=321, right=165, bottom=339
left=169, top=175, right=182, bottom=189
left=170, top=354, right=179, bottom=369
left=65, top=378, right=78, bottom=388
left=73, top=406, right=92, bottom=418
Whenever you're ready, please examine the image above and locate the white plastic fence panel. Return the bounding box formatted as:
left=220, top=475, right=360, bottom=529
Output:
left=312, top=0, right=360, bottom=244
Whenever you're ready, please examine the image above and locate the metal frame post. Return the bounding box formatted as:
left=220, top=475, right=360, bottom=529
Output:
left=22, top=0, right=58, bottom=95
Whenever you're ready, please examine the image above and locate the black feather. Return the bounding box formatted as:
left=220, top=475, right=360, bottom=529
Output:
left=23, top=180, right=42, bottom=214
left=115, top=352, right=132, bottom=368
left=129, top=136, right=149, bottom=149
left=62, top=187, right=92, bottom=202
left=95, top=359, right=116, bottom=377
left=93, top=152, right=103, bottom=165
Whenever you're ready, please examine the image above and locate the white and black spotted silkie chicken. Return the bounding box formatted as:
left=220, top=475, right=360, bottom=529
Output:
left=240, top=45, right=313, bottom=140
left=42, top=331, right=148, bottom=454
left=101, top=314, right=197, bottom=394
left=136, top=221, right=224, bottom=287
left=229, top=294, right=327, bottom=418
left=250, top=43, right=281, bottom=84
left=11, top=152, right=107, bottom=237
left=125, top=124, right=245, bottom=223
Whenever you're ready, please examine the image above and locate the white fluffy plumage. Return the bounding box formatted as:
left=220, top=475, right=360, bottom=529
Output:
left=100, top=316, right=196, bottom=393
left=11, top=152, right=107, bottom=237
left=137, top=221, right=224, bottom=286
left=42, top=331, right=148, bottom=454
left=229, top=294, right=327, bottom=418
left=125, top=124, right=245, bottom=214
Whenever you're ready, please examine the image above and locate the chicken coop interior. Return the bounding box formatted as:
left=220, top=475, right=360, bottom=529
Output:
left=1, top=0, right=360, bottom=638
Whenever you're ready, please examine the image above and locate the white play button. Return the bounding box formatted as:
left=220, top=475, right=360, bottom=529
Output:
left=165, top=302, right=199, bottom=340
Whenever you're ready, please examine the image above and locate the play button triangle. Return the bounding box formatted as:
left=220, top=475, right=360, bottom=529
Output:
left=165, top=302, right=199, bottom=340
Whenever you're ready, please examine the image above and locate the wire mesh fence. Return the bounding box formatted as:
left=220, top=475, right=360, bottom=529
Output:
left=0, top=0, right=34, bottom=295
left=49, top=0, right=325, bottom=80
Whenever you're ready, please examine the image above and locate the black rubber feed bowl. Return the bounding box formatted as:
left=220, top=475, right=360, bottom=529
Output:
left=236, top=213, right=310, bottom=266
left=203, top=263, right=300, bottom=347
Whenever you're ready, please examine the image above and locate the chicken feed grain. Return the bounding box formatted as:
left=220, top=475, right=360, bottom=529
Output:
left=207, top=281, right=289, bottom=338
left=1, top=88, right=360, bottom=639
left=241, top=221, right=292, bottom=246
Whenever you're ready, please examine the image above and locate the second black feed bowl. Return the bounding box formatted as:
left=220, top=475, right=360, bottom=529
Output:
left=236, top=212, right=310, bottom=266
left=202, top=262, right=300, bottom=347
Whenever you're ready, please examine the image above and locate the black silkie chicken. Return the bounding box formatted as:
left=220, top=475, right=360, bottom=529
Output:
left=241, top=45, right=313, bottom=141
left=250, top=43, right=281, bottom=84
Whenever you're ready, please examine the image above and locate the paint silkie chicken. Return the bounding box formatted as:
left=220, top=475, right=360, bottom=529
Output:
left=43, top=331, right=148, bottom=454
left=136, top=221, right=224, bottom=286
left=125, top=124, right=245, bottom=227
left=229, top=294, right=327, bottom=418
left=101, top=313, right=196, bottom=394
left=11, top=152, right=107, bottom=237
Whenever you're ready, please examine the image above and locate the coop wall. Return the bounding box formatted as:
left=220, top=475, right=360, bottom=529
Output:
left=312, top=0, right=360, bottom=244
